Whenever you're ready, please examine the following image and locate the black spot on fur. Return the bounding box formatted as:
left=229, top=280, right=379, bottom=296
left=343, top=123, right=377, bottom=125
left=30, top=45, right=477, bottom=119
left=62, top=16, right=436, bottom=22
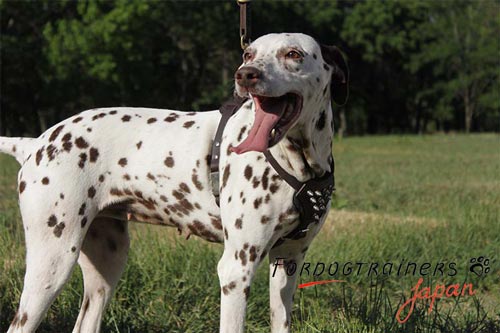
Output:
left=183, top=121, right=195, bottom=128
left=118, top=158, right=127, bottom=167
left=78, top=153, right=87, bottom=168
left=78, top=203, right=86, bottom=215
left=191, top=173, right=203, bottom=190
left=239, top=250, right=247, bottom=266
left=270, top=183, right=279, bottom=193
left=122, top=115, right=131, bottom=122
left=179, top=182, right=190, bottom=193
left=49, top=125, right=64, bottom=142
left=252, top=177, right=260, bottom=188
left=147, top=117, right=157, bottom=124
left=36, top=147, right=44, bottom=165
left=222, top=165, right=231, bottom=188
left=238, top=126, right=247, bottom=141
left=92, top=112, right=106, bottom=120
left=53, top=222, right=65, bottom=237
left=88, top=186, right=96, bottom=198
left=75, top=137, right=89, bottom=149
left=249, top=246, right=258, bottom=262
left=46, top=145, right=57, bottom=161
left=262, top=167, right=270, bottom=190
left=47, top=215, right=57, bottom=227
left=61, top=133, right=71, bottom=142
left=73, top=117, right=83, bottom=123
left=211, top=217, right=222, bottom=230
left=164, top=113, right=179, bottom=122
left=63, top=141, right=73, bottom=152
left=254, top=198, right=262, bottom=209
left=42, top=177, right=49, bottom=185
left=244, top=286, right=250, bottom=300
left=19, top=181, right=26, bottom=194
left=20, top=312, right=27, bottom=327
left=316, top=110, right=326, bottom=130
left=244, top=165, right=253, bottom=180
left=222, top=281, right=237, bottom=295
left=164, top=156, right=174, bottom=167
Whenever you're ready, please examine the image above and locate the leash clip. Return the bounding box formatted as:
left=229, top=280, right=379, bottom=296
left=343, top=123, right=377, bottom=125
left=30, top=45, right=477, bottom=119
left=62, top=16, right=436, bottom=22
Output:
left=237, top=0, right=251, bottom=50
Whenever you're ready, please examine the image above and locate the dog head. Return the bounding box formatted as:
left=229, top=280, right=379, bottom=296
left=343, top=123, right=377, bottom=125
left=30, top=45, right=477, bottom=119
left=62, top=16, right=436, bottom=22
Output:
left=232, top=33, right=348, bottom=154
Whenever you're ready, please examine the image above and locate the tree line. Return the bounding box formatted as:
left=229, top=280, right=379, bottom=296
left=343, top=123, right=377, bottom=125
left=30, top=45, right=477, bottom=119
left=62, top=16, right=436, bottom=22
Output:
left=1, top=0, right=498, bottom=137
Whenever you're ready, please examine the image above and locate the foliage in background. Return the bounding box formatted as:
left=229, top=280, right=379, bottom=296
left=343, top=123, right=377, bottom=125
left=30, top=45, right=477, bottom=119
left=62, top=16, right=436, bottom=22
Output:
left=0, top=0, right=499, bottom=136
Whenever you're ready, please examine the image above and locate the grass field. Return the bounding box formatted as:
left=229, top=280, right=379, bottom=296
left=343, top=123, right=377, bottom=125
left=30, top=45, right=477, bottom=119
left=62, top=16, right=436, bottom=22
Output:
left=0, top=134, right=499, bottom=332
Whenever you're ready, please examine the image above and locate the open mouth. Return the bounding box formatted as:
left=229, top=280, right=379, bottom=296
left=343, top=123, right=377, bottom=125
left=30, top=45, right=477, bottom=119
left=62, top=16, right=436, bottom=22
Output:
left=231, top=92, right=303, bottom=154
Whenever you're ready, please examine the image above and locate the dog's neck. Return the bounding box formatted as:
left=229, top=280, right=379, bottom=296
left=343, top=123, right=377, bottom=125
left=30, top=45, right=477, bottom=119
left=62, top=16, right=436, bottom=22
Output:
left=271, top=94, right=334, bottom=181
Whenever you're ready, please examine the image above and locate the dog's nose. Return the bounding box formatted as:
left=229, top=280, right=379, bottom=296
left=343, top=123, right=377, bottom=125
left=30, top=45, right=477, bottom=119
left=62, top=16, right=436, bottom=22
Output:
left=235, top=66, right=261, bottom=88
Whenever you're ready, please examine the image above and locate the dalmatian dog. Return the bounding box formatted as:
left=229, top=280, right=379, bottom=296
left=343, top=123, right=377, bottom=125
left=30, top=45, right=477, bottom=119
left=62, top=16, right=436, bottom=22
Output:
left=1, top=33, right=348, bottom=333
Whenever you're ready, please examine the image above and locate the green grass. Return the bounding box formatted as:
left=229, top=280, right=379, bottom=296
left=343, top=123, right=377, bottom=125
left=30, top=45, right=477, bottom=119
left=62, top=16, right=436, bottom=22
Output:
left=1, top=134, right=499, bottom=332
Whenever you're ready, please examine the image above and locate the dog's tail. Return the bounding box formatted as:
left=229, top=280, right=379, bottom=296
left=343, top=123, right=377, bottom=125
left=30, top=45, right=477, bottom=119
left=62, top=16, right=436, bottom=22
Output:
left=0, top=136, right=37, bottom=164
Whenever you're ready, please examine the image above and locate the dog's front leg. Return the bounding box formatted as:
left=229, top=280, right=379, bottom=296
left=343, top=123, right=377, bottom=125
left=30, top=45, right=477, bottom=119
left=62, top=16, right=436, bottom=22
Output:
left=268, top=214, right=330, bottom=332
left=268, top=241, right=309, bottom=333
left=217, top=207, right=273, bottom=333
left=217, top=240, right=261, bottom=333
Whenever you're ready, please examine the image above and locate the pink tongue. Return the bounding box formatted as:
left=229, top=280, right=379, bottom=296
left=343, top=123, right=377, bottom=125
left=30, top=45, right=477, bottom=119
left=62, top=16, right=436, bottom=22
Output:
left=231, top=98, right=282, bottom=154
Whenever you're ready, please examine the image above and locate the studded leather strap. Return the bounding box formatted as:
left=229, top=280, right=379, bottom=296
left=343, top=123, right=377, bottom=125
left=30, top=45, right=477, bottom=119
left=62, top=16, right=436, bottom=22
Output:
left=265, top=150, right=335, bottom=244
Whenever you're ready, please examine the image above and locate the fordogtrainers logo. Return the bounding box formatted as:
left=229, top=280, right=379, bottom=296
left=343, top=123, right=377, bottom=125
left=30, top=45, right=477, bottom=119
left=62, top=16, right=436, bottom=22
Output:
left=272, top=256, right=492, bottom=323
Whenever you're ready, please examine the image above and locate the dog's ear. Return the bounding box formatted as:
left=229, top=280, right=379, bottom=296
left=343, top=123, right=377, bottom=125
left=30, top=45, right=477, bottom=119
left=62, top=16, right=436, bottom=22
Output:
left=320, top=44, right=349, bottom=106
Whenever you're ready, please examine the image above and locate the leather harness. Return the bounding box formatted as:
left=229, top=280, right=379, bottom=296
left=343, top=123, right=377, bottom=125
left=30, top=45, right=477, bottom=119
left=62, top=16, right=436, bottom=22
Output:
left=210, top=96, right=335, bottom=245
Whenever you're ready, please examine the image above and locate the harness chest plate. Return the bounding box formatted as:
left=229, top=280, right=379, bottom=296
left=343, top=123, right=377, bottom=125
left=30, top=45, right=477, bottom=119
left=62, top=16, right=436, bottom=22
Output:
left=290, top=172, right=335, bottom=239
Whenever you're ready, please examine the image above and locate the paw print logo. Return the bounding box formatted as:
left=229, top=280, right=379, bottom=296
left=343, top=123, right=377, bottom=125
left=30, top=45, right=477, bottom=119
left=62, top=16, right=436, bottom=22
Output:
left=469, top=256, right=491, bottom=277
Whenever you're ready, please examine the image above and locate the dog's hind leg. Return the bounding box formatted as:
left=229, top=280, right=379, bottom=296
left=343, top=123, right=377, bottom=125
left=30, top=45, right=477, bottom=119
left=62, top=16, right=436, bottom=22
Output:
left=72, top=217, right=129, bottom=333
left=8, top=201, right=90, bottom=333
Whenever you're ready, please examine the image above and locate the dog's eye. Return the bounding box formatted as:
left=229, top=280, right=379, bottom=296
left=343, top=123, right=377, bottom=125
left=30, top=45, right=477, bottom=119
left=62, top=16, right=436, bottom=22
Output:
left=285, top=51, right=302, bottom=60
left=243, top=52, right=253, bottom=62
